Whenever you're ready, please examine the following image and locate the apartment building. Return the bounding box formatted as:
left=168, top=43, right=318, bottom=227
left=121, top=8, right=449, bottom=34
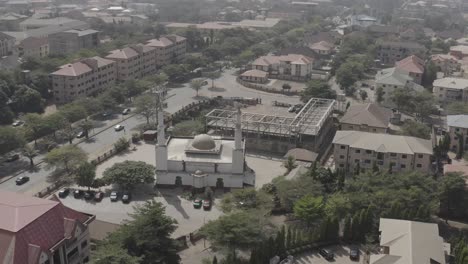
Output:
left=395, top=55, right=425, bottom=84
left=430, top=54, right=461, bottom=75
left=376, top=41, right=426, bottom=65
left=333, top=130, right=433, bottom=174
left=0, top=191, right=95, bottom=264
left=51, top=56, right=116, bottom=103
left=450, top=45, right=468, bottom=59
left=49, top=29, right=99, bottom=55
left=105, top=44, right=157, bottom=81
left=145, top=34, right=187, bottom=67
left=340, top=103, right=393, bottom=133
left=0, top=32, right=15, bottom=57
left=370, top=218, right=450, bottom=264
left=18, top=37, right=49, bottom=58
left=447, top=115, right=468, bottom=151
left=251, top=54, right=313, bottom=81
left=433, top=77, right=468, bottom=103
left=374, top=67, right=424, bottom=106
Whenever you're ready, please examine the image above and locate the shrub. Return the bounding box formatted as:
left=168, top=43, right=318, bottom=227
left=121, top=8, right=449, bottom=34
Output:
left=114, top=137, right=130, bottom=152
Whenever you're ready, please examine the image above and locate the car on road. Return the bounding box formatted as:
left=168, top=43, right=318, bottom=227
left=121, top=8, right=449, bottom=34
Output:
left=101, top=111, right=111, bottom=117
left=58, top=188, right=70, bottom=198
left=349, top=247, right=360, bottom=261
left=193, top=198, right=202, bottom=208
left=122, top=108, right=131, bottom=115
left=5, top=154, right=20, bottom=162
left=76, top=131, right=87, bottom=138
left=12, top=120, right=24, bottom=127
left=84, top=191, right=94, bottom=200
left=122, top=192, right=131, bottom=203
left=319, top=248, right=334, bottom=261
left=114, top=125, right=125, bottom=131
left=94, top=191, right=104, bottom=202
left=110, top=191, right=119, bottom=202
left=74, top=189, right=84, bottom=198
left=203, top=199, right=212, bottom=210
left=15, top=176, right=29, bottom=185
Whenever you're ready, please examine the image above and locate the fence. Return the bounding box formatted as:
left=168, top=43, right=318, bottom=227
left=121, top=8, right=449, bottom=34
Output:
left=237, top=77, right=298, bottom=95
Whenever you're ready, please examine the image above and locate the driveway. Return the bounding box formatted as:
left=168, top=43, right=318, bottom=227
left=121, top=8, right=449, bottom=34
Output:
left=295, top=245, right=364, bottom=264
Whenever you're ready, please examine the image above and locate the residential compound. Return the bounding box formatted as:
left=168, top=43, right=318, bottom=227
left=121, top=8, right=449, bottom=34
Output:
left=0, top=191, right=95, bottom=264
left=433, top=77, right=468, bottom=103
left=340, top=103, right=393, bottom=133
left=51, top=34, right=186, bottom=103
left=447, top=115, right=468, bottom=151
left=376, top=41, right=426, bottom=65
left=370, top=218, right=450, bottom=264
left=374, top=67, right=424, bottom=106
left=394, top=55, right=424, bottom=84
left=251, top=54, right=314, bottom=81
left=51, top=56, right=116, bottom=103
left=333, top=130, right=433, bottom=174
left=49, top=29, right=99, bottom=55
left=430, top=54, right=461, bottom=75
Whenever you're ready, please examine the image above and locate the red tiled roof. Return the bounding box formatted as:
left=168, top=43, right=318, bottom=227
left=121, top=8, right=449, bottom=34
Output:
left=19, top=37, right=48, bottom=49
left=395, top=55, right=425, bottom=74
left=51, top=61, right=92, bottom=77
left=105, top=47, right=139, bottom=59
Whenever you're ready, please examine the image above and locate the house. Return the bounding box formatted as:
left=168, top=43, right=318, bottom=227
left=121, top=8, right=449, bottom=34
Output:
left=275, top=47, right=321, bottom=68
left=395, top=55, right=425, bottom=84
left=447, top=115, right=468, bottom=151
left=430, top=54, right=461, bottom=75
left=340, top=103, right=393, bottom=133
left=105, top=45, right=157, bottom=81
left=370, top=218, right=450, bottom=264
left=333, top=130, right=433, bottom=174
left=0, top=32, right=15, bottom=57
left=18, top=36, right=48, bottom=58
left=308, top=41, right=334, bottom=55
left=450, top=45, right=468, bottom=59
left=145, top=34, right=187, bottom=67
left=239, top=69, right=268, bottom=83
left=251, top=54, right=313, bottom=81
left=433, top=77, right=468, bottom=103
left=49, top=29, right=99, bottom=55
left=0, top=191, right=95, bottom=264
left=0, top=12, right=27, bottom=31
left=51, top=56, right=116, bottom=103
left=376, top=41, right=426, bottom=65
left=375, top=67, right=424, bottom=106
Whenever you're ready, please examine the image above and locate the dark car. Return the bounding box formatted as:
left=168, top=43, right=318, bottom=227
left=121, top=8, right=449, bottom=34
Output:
left=122, top=192, right=131, bottom=203
left=110, top=191, right=119, bottom=202
left=193, top=198, right=202, bottom=208
left=203, top=199, right=212, bottom=210
left=74, top=189, right=84, bottom=198
left=122, top=108, right=131, bottom=115
left=84, top=191, right=95, bottom=200
left=350, top=247, right=360, bottom=261
left=15, top=176, right=29, bottom=185
left=94, top=191, right=104, bottom=201
left=58, top=188, right=70, bottom=198
left=5, top=154, right=20, bottom=162
left=319, top=248, right=334, bottom=261
left=76, top=131, right=87, bottom=138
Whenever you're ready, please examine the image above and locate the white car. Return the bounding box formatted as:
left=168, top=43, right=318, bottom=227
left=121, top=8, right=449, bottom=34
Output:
left=114, top=125, right=125, bottom=131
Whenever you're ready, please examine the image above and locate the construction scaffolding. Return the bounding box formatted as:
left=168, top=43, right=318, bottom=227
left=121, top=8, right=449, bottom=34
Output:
left=205, top=98, right=335, bottom=138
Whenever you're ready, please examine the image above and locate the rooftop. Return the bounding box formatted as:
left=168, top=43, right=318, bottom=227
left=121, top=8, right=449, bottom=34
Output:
left=333, top=130, right=433, bottom=155
left=375, top=67, right=414, bottom=86
left=340, top=103, right=393, bottom=129
left=395, top=55, right=425, bottom=74
left=308, top=40, right=334, bottom=51
left=450, top=45, right=468, bottom=54
left=106, top=47, right=139, bottom=59
left=63, top=29, right=99, bottom=36
left=253, top=54, right=313, bottom=66
left=240, top=69, right=268, bottom=78
left=51, top=61, right=92, bottom=76
left=433, top=77, right=468, bottom=89
left=447, top=115, right=468, bottom=128
left=167, top=137, right=235, bottom=163
left=19, top=17, right=77, bottom=27
left=378, top=40, right=425, bottom=50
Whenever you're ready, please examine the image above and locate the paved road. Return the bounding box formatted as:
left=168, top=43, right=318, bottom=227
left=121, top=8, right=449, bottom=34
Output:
left=0, top=68, right=300, bottom=194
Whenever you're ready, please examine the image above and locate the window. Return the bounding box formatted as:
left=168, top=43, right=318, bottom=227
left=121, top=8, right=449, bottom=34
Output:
left=340, top=145, right=346, bottom=149
left=416, top=164, right=422, bottom=168
left=354, top=159, right=359, bottom=163
left=83, top=257, right=89, bottom=263
left=401, top=164, right=406, bottom=168
left=81, top=240, right=88, bottom=249
left=418, top=154, right=423, bottom=158
left=339, top=155, right=345, bottom=159
left=365, top=159, right=371, bottom=164
left=355, top=149, right=360, bottom=153
left=366, top=150, right=372, bottom=154
left=390, top=153, right=397, bottom=157
left=339, top=164, right=344, bottom=168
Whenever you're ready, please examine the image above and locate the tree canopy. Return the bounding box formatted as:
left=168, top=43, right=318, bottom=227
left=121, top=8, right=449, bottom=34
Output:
left=103, top=161, right=155, bottom=190
left=300, top=80, right=337, bottom=102
left=44, top=145, right=88, bottom=174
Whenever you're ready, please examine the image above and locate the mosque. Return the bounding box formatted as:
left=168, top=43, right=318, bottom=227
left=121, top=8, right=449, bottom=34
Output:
left=154, top=107, right=255, bottom=189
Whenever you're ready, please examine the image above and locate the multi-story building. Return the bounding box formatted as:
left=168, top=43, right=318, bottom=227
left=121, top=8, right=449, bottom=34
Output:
left=395, top=55, right=425, bottom=84
left=374, top=67, right=424, bottom=106
left=340, top=103, right=393, bottom=133
left=0, top=12, right=28, bottom=31
left=49, top=29, right=99, bottom=55
left=376, top=41, right=426, bottom=65
left=251, top=54, right=314, bottom=81
left=0, top=191, right=95, bottom=264
left=433, top=77, right=468, bottom=103
left=0, top=32, right=15, bottom=57
left=447, top=115, right=468, bottom=151
left=450, top=45, right=468, bottom=59
left=308, top=41, right=334, bottom=55
left=105, top=44, right=157, bottom=81
left=145, top=34, right=186, bottom=68
left=51, top=56, right=116, bottom=103
left=370, top=218, right=450, bottom=264
left=430, top=54, right=461, bottom=75
left=18, top=37, right=49, bottom=58
left=333, top=130, right=433, bottom=174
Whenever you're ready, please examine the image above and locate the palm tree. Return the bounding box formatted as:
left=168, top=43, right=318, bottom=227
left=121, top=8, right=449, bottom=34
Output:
left=22, top=145, right=38, bottom=167
left=190, top=79, right=204, bottom=97
left=283, top=155, right=297, bottom=174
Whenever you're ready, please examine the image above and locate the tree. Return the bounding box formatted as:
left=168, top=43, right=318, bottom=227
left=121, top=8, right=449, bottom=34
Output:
left=399, top=120, right=431, bottom=139
left=390, top=88, right=412, bottom=112
left=422, top=61, right=438, bottom=88
left=439, top=173, right=466, bottom=217
left=359, top=90, right=368, bottom=101
left=324, top=193, right=351, bottom=220
left=74, top=97, right=103, bottom=117
left=411, top=92, right=436, bottom=122
left=44, top=112, right=67, bottom=139
left=190, top=79, right=204, bottom=97
left=457, top=133, right=464, bottom=159
left=76, top=162, right=96, bottom=190
left=59, top=103, right=87, bottom=123
left=282, top=83, right=291, bottom=93
left=163, top=64, right=188, bottom=82
left=212, top=256, right=218, bottom=264
left=205, top=71, right=220, bottom=89
left=336, top=61, right=364, bottom=89
left=376, top=87, right=384, bottom=104
left=135, top=94, right=157, bottom=125
left=114, top=137, right=130, bottom=152
left=11, top=85, right=45, bottom=113
left=22, top=144, right=38, bottom=167
left=44, top=145, right=88, bottom=174
left=0, top=126, right=25, bottom=155
left=103, top=161, right=155, bottom=190
left=220, top=188, right=273, bottom=213
left=283, top=155, right=297, bottom=174
left=78, top=120, right=94, bottom=139
left=300, top=80, right=337, bottom=102
left=273, top=174, right=323, bottom=212
left=23, top=113, right=46, bottom=146
left=91, top=243, right=142, bottom=264
left=293, top=195, right=324, bottom=226
left=60, top=123, right=75, bottom=144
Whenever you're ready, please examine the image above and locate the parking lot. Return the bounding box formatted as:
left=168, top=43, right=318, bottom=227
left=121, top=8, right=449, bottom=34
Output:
left=295, top=245, right=364, bottom=264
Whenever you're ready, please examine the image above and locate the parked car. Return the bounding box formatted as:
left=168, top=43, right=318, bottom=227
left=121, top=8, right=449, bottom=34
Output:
left=110, top=191, right=119, bottom=201
left=349, top=247, right=360, bottom=261
left=122, top=192, right=131, bottom=203
left=76, top=131, right=87, bottom=138
left=5, top=154, right=19, bottom=162
left=101, top=111, right=111, bottom=117
left=15, top=176, right=29, bottom=185
left=58, top=188, right=70, bottom=198
left=114, top=125, right=125, bottom=131
left=84, top=191, right=95, bottom=200
left=94, top=191, right=104, bottom=202
left=203, top=199, right=212, bottom=210
left=73, top=189, right=84, bottom=198
left=193, top=198, right=202, bottom=208
left=122, top=108, right=131, bottom=115
left=12, top=120, right=24, bottom=127
left=319, top=248, right=334, bottom=261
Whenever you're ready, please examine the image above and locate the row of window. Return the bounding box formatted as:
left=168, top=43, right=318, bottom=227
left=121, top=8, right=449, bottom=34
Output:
left=338, top=145, right=425, bottom=158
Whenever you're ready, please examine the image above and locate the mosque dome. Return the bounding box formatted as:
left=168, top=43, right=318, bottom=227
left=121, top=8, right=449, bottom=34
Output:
left=191, top=134, right=216, bottom=150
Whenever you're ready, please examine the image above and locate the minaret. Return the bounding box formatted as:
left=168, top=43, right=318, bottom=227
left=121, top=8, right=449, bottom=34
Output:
left=155, top=108, right=168, bottom=171
left=232, top=106, right=244, bottom=174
